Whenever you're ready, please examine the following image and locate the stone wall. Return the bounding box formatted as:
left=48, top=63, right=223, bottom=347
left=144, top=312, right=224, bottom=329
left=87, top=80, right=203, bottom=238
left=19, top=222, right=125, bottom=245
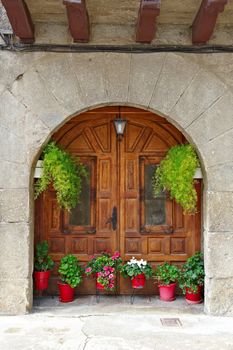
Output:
left=0, top=51, right=233, bottom=315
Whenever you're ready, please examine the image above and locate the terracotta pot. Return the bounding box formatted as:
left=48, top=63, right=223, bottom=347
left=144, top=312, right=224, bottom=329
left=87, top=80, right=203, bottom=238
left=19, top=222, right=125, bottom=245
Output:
left=96, top=272, right=105, bottom=290
left=158, top=283, right=176, bottom=301
left=185, top=285, right=203, bottom=304
left=34, top=271, right=51, bottom=291
left=131, top=273, right=145, bottom=289
left=58, top=282, right=75, bottom=302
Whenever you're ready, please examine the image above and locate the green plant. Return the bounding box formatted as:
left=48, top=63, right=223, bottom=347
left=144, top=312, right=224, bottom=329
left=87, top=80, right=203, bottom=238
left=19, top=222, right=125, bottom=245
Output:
left=35, top=141, right=87, bottom=211
left=154, top=262, right=180, bottom=286
left=58, top=254, right=83, bottom=288
left=121, top=257, right=153, bottom=280
left=85, top=252, right=122, bottom=290
left=179, top=252, right=204, bottom=294
left=152, top=144, right=199, bottom=213
left=34, top=241, right=55, bottom=272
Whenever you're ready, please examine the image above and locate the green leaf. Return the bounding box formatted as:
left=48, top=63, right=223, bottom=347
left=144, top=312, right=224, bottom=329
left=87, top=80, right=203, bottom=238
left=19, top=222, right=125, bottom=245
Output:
left=152, top=144, right=199, bottom=213
left=35, top=142, right=87, bottom=211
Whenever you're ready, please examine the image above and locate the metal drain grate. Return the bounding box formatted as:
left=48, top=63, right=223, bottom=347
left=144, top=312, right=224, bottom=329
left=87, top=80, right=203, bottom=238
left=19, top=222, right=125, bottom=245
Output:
left=160, top=318, right=182, bottom=327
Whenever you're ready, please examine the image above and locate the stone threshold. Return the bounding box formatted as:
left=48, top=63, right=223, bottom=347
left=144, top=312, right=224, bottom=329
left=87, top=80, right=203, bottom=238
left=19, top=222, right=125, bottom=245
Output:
left=33, top=295, right=204, bottom=317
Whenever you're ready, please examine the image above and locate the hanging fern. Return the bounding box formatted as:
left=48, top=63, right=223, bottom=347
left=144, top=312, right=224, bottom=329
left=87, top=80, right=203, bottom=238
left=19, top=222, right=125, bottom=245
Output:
left=35, top=142, right=87, bottom=211
left=152, top=144, right=199, bottom=214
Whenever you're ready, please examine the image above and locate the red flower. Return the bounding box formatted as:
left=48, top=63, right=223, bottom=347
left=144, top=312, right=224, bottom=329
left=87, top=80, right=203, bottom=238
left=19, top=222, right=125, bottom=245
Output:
left=111, top=251, right=120, bottom=260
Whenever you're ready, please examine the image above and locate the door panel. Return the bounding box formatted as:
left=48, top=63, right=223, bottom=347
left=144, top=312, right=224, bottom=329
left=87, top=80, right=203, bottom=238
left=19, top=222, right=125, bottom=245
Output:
left=35, top=107, right=201, bottom=295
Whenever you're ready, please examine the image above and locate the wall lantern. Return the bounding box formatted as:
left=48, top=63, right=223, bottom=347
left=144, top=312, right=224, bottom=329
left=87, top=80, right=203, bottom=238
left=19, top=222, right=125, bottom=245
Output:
left=114, top=118, right=127, bottom=137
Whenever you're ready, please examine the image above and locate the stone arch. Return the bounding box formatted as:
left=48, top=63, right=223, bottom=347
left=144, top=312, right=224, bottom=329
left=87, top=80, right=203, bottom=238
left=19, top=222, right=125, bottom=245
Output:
left=1, top=51, right=233, bottom=315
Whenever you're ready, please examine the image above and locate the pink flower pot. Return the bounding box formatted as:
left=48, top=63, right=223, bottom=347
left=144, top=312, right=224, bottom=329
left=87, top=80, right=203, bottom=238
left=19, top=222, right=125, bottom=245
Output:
left=158, top=283, right=176, bottom=301
left=58, top=283, right=75, bottom=302
left=185, top=285, right=203, bottom=304
left=131, top=273, right=145, bottom=289
left=34, top=271, right=51, bottom=291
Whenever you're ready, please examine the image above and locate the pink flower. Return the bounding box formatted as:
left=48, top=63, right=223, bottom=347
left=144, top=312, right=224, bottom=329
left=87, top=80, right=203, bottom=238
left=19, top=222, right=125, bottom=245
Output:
left=109, top=274, right=114, bottom=279
left=85, top=267, right=92, bottom=273
left=103, top=266, right=109, bottom=271
left=111, top=251, right=120, bottom=260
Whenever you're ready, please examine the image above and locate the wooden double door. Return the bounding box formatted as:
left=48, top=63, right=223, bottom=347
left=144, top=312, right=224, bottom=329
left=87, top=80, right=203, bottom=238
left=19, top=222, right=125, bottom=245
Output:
left=35, top=107, right=201, bottom=294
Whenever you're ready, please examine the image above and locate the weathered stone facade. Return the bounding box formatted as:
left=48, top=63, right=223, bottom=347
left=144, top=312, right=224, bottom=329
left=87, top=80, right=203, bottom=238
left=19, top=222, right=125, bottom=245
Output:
left=0, top=51, right=233, bottom=315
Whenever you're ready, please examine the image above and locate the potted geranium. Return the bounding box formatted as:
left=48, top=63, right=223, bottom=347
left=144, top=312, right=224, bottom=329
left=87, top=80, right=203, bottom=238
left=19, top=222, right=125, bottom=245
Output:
left=179, top=252, right=204, bottom=304
left=154, top=262, right=180, bottom=301
left=85, top=251, right=122, bottom=291
left=58, top=254, right=83, bottom=302
left=34, top=241, right=55, bottom=291
left=121, top=257, right=152, bottom=288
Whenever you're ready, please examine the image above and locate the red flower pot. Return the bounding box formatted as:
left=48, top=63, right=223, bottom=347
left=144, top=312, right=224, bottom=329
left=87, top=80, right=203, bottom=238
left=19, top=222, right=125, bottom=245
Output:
left=158, top=283, right=176, bottom=301
left=34, top=271, right=51, bottom=291
left=185, top=285, right=203, bottom=304
left=58, top=283, right=75, bottom=302
left=96, top=272, right=105, bottom=290
left=132, top=273, right=145, bottom=289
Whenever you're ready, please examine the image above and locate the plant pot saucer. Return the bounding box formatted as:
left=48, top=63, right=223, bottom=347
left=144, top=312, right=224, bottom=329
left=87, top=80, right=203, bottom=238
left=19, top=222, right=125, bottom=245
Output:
left=185, top=298, right=203, bottom=305
left=160, top=296, right=176, bottom=302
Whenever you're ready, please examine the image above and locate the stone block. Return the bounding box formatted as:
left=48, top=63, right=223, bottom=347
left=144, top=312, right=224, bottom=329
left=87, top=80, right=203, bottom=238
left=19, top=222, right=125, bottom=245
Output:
left=103, top=53, right=131, bottom=103
left=0, top=161, right=29, bottom=189
left=171, top=69, right=227, bottom=129
left=11, top=67, right=68, bottom=130
left=0, top=278, right=32, bottom=314
left=186, top=91, right=233, bottom=146
left=0, top=83, right=5, bottom=95
left=205, top=191, right=233, bottom=232
left=201, top=53, right=233, bottom=90
left=35, top=55, right=85, bottom=114
left=0, top=51, right=46, bottom=91
left=24, top=111, right=50, bottom=164
left=205, top=232, right=233, bottom=278
left=128, top=53, right=166, bottom=107
left=149, top=53, right=200, bottom=117
left=205, top=277, right=233, bottom=316
left=0, top=223, right=32, bottom=279
left=207, top=163, right=233, bottom=192
left=0, top=90, right=26, bottom=137
left=201, top=129, right=233, bottom=168
left=0, top=189, right=30, bottom=223
left=68, top=53, right=108, bottom=108
left=0, top=126, right=27, bottom=164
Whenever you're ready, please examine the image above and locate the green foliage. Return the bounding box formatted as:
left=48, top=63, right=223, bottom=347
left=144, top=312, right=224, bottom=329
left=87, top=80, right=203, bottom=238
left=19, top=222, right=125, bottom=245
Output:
left=58, top=254, right=83, bottom=288
left=121, top=257, right=153, bottom=280
left=35, top=142, right=87, bottom=211
left=154, top=262, right=180, bottom=286
left=152, top=144, right=199, bottom=213
left=179, top=252, right=204, bottom=294
left=34, top=241, right=55, bottom=272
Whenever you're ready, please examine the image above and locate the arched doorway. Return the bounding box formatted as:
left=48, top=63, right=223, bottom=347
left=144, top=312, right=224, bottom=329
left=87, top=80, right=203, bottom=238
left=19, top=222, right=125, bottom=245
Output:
left=35, top=106, right=201, bottom=295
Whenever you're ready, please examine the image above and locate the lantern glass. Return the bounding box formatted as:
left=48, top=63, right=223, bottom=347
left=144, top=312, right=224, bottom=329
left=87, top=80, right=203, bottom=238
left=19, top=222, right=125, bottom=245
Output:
left=114, top=119, right=127, bottom=136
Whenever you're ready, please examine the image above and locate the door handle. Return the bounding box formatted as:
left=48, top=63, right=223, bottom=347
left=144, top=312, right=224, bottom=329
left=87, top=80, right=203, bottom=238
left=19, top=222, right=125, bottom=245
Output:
left=106, top=206, right=117, bottom=230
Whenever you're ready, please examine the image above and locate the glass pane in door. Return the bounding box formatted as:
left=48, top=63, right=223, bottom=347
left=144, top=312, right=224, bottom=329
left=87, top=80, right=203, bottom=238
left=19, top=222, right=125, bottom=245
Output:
left=69, top=165, right=91, bottom=226
left=144, top=164, right=166, bottom=225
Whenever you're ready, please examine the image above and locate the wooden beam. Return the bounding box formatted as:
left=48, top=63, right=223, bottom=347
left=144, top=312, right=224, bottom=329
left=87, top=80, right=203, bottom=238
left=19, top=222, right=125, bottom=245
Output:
left=1, top=0, right=34, bottom=43
left=192, top=0, right=228, bottom=45
left=136, top=0, right=160, bottom=43
left=63, top=0, right=90, bottom=43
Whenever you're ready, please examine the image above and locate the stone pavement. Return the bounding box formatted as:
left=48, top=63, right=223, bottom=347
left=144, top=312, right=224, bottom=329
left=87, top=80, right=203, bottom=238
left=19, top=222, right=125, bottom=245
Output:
left=1, top=296, right=233, bottom=350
